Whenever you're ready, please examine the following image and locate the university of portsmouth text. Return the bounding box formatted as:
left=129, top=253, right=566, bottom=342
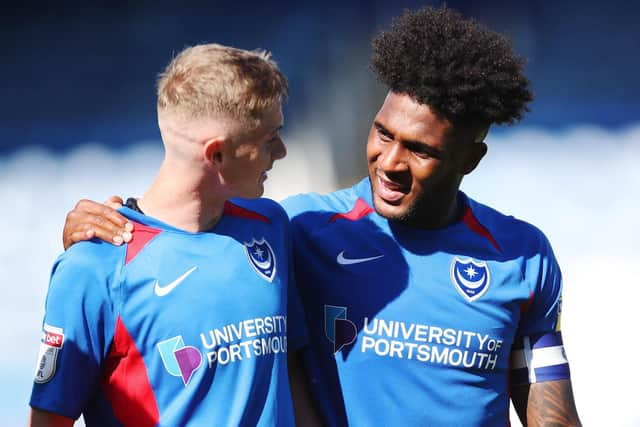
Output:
left=361, top=317, right=503, bottom=370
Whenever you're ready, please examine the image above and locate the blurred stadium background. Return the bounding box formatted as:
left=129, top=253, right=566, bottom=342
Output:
left=2, top=1, right=638, bottom=425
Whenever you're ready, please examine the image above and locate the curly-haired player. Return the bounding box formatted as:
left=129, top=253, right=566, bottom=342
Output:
left=58, top=5, right=581, bottom=426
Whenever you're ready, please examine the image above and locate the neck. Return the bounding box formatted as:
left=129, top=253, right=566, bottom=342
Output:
left=137, top=158, right=225, bottom=232
left=397, top=187, right=463, bottom=230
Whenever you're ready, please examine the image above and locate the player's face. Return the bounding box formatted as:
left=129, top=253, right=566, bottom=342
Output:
left=367, top=92, right=484, bottom=228
left=223, top=104, right=286, bottom=198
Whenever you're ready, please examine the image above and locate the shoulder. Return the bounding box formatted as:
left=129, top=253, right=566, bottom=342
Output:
left=281, top=178, right=367, bottom=220
left=55, top=239, right=125, bottom=278
left=46, top=240, right=124, bottom=307
left=466, top=195, right=554, bottom=255
left=225, top=197, right=289, bottom=227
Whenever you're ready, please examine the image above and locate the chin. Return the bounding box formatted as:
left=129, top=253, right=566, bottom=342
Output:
left=369, top=180, right=408, bottom=220
left=233, top=187, right=263, bottom=200
left=372, top=195, right=411, bottom=221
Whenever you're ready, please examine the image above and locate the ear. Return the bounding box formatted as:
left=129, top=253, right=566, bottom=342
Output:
left=462, top=142, right=487, bottom=175
left=203, top=137, right=225, bottom=166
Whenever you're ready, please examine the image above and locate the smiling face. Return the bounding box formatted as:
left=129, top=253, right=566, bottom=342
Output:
left=220, top=104, right=286, bottom=199
left=367, top=92, right=487, bottom=228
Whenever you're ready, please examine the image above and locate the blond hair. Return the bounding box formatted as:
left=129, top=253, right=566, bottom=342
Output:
left=157, top=44, right=287, bottom=124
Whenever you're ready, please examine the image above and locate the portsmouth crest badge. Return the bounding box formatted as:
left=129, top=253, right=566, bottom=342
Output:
left=450, top=257, right=491, bottom=302
left=244, top=238, right=277, bottom=282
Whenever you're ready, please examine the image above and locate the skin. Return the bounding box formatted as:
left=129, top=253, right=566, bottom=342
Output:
left=132, top=105, right=286, bottom=233
left=512, top=380, right=582, bottom=427
left=29, top=409, right=73, bottom=427
left=60, top=106, right=285, bottom=247
left=367, top=91, right=487, bottom=228
left=58, top=92, right=581, bottom=426
left=215, top=106, right=286, bottom=200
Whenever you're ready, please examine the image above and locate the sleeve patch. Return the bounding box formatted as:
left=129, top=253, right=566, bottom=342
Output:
left=33, top=324, right=64, bottom=384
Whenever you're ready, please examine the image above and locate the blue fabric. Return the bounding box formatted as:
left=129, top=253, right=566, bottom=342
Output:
left=30, top=198, right=303, bottom=426
left=282, top=177, right=566, bottom=427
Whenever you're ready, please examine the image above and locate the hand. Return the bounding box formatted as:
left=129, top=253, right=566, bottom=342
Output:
left=62, top=196, right=132, bottom=250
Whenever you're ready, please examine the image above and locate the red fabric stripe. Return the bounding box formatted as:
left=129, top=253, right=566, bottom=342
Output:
left=223, top=201, right=270, bottom=223
left=520, top=290, right=534, bottom=315
left=329, top=198, right=374, bottom=223
left=101, top=317, right=159, bottom=427
left=462, top=205, right=503, bottom=252
left=125, top=222, right=162, bottom=265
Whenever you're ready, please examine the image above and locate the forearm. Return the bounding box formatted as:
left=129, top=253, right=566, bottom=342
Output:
left=29, top=408, right=74, bottom=427
left=287, top=350, right=323, bottom=427
left=512, top=379, right=582, bottom=427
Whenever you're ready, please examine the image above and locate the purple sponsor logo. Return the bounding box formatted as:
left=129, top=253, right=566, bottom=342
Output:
left=324, top=305, right=357, bottom=353
left=157, top=336, right=203, bottom=386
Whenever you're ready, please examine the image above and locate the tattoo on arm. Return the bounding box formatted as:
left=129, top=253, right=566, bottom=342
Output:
left=526, top=379, right=582, bottom=427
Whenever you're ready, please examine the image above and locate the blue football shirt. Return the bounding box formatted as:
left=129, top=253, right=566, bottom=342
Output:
left=30, top=198, right=306, bottom=426
left=282, top=178, right=570, bottom=427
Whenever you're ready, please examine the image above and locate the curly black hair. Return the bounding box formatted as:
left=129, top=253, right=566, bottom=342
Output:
left=370, top=5, right=532, bottom=126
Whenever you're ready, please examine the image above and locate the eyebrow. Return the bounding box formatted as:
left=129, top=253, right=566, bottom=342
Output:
left=374, top=121, right=444, bottom=157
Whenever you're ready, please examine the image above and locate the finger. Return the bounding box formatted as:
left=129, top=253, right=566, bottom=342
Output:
left=85, top=215, right=130, bottom=239
left=82, top=224, right=127, bottom=246
left=96, top=205, right=130, bottom=229
left=64, top=229, right=95, bottom=250
left=107, top=195, right=124, bottom=205
left=63, top=212, right=129, bottom=248
left=72, top=199, right=129, bottom=228
left=67, top=229, right=94, bottom=243
left=105, top=195, right=124, bottom=210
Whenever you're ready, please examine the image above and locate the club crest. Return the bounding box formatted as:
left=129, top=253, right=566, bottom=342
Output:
left=450, top=257, right=491, bottom=302
left=244, top=238, right=276, bottom=282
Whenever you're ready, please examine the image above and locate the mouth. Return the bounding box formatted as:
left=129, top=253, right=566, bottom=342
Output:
left=375, top=173, right=409, bottom=204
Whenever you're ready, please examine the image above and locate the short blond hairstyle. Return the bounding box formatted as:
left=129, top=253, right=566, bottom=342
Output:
left=157, top=44, right=288, bottom=124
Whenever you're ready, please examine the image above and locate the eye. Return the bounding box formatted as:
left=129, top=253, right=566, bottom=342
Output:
left=412, top=151, right=431, bottom=160
left=405, top=142, right=439, bottom=160
left=377, top=128, right=393, bottom=142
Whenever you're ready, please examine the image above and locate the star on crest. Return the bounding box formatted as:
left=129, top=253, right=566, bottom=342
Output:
left=464, top=265, right=477, bottom=278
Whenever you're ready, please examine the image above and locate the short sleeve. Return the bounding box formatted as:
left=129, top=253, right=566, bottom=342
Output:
left=511, top=233, right=570, bottom=385
left=29, top=242, right=119, bottom=419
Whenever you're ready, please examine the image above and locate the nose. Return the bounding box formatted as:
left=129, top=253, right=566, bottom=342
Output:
left=272, top=137, right=287, bottom=161
left=378, top=142, right=408, bottom=173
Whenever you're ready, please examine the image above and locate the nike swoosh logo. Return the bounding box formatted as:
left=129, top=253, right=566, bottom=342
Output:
left=154, top=266, right=198, bottom=297
left=336, top=251, right=384, bottom=265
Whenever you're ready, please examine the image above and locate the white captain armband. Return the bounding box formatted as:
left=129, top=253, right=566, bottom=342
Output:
left=510, top=331, right=570, bottom=385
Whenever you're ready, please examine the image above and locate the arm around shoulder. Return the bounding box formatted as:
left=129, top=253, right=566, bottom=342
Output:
left=62, top=197, right=130, bottom=250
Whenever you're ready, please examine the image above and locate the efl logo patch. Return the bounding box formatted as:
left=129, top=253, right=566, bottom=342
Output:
left=33, top=324, right=64, bottom=384
left=44, top=331, right=64, bottom=348
left=324, top=305, right=357, bottom=353
left=244, top=238, right=276, bottom=282
left=450, top=257, right=491, bottom=302
left=157, top=336, right=203, bottom=386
